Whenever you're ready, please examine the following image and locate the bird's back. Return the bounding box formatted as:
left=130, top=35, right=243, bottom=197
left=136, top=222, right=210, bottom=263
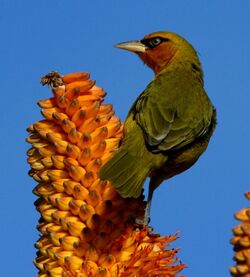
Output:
left=100, top=63, right=215, bottom=197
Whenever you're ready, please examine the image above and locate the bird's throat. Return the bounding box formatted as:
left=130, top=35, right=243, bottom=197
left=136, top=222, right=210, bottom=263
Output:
left=138, top=45, right=178, bottom=74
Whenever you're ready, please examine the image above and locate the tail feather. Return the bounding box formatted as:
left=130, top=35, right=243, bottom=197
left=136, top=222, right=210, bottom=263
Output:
left=99, top=149, right=149, bottom=198
left=117, top=171, right=146, bottom=198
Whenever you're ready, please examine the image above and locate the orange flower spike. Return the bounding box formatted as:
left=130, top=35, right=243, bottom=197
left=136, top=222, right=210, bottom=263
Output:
left=56, top=155, right=71, bottom=169
left=67, top=164, right=86, bottom=182
left=77, top=132, right=92, bottom=149
left=65, top=80, right=96, bottom=98
left=47, top=169, right=69, bottom=182
left=79, top=204, right=95, bottom=223
left=61, top=118, right=76, bottom=134
left=230, top=190, right=250, bottom=276
left=90, top=127, right=108, bottom=145
left=41, top=156, right=53, bottom=168
left=27, top=71, right=185, bottom=276
left=72, top=185, right=88, bottom=202
left=38, top=97, right=56, bottom=109
left=90, top=140, right=106, bottom=159
left=78, top=116, right=100, bottom=133
left=56, top=197, right=73, bottom=211
left=85, top=158, right=102, bottom=173
left=67, top=128, right=81, bottom=144
left=62, top=72, right=90, bottom=84
left=78, top=148, right=92, bottom=167
left=81, top=171, right=95, bottom=188
left=235, top=208, right=250, bottom=222
left=57, top=95, right=70, bottom=109
left=68, top=199, right=84, bottom=215
left=90, top=88, right=106, bottom=99
left=41, top=108, right=59, bottom=121
left=99, top=103, right=113, bottom=116
left=71, top=108, right=88, bottom=128
left=87, top=101, right=102, bottom=119
left=38, top=145, right=56, bottom=158
left=77, top=94, right=101, bottom=106
left=67, top=221, right=86, bottom=237
left=53, top=86, right=65, bottom=99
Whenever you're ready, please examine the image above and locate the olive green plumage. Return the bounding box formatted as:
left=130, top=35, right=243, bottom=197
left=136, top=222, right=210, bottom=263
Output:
left=99, top=32, right=216, bottom=203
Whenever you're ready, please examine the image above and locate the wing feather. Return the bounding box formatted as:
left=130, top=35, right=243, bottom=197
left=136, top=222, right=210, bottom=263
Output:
left=129, top=69, right=212, bottom=153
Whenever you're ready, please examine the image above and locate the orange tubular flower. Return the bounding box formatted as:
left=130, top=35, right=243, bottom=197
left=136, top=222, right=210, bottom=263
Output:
left=230, top=191, right=250, bottom=276
left=27, top=71, right=185, bottom=277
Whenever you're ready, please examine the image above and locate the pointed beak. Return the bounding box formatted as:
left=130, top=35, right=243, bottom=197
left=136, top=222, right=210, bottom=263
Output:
left=115, top=40, right=147, bottom=53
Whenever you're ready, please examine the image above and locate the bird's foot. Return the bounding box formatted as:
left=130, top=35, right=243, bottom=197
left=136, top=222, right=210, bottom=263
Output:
left=145, top=227, right=160, bottom=237
left=135, top=217, right=150, bottom=226
left=133, top=217, right=160, bottom=237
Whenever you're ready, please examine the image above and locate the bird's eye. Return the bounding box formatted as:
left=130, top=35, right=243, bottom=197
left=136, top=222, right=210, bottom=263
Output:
left=141, top=37, right=169, bottom=49
left=149, top=37, right=162, bottom=47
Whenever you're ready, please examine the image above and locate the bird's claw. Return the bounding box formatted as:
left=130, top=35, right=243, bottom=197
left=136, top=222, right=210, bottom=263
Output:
left=135, top=217, right=148, bottom=226
left=146, top=227, right=160, bottom=237
left=133, top=217, right=160, bottom=237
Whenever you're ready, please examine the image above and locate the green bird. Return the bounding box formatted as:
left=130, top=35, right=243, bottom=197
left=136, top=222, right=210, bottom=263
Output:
left=99, top=31, right=216, bottom=225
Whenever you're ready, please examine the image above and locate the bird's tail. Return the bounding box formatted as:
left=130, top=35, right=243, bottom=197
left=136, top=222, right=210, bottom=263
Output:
left=99, top=148, right=151, bottom=198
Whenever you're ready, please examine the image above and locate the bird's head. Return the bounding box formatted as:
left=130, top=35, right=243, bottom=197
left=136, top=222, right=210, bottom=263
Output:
left=115, top=31, right=200, bottom=74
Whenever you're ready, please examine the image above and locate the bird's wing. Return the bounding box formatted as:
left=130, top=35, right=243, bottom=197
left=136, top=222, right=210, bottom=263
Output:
left=129, top=73, right=212, bottom=152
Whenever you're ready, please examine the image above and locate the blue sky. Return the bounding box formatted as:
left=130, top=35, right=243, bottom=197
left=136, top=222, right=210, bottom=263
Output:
left=1, top=1, right=250, bottom=276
